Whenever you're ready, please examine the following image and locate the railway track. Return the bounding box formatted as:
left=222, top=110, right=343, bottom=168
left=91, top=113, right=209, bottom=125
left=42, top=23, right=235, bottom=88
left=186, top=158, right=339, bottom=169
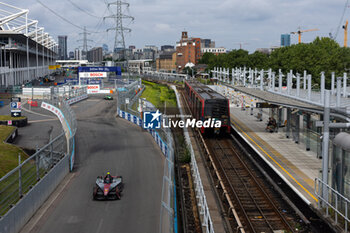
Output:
left=144, top=80, right=332, bottom=233
left=206, top=137, right=295, bottom=233
left=179, top=89, right=296, bottom=232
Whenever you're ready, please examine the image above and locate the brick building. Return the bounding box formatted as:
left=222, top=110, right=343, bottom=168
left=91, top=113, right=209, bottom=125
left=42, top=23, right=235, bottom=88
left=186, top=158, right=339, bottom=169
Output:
left=156, top=52, right=176, bottom=72
left=176, top=32, right=201, bottom=72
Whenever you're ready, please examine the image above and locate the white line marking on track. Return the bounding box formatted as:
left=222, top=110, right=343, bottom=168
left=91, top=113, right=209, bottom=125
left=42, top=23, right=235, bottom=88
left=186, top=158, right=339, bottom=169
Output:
left=28, top=118, right=59, bottom=123
left=96, top=219, right=104, bottom=233
left=22, top=106, right=56, bottom=118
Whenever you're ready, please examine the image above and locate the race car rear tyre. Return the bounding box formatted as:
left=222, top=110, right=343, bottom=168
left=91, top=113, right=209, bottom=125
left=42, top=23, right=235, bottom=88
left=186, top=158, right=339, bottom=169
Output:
left=93, top=187, right=98, bottom=200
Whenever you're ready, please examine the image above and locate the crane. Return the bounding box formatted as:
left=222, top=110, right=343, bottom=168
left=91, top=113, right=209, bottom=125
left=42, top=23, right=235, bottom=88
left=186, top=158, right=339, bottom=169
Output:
left=291, top=27, right=319, bottom=43
left=343, top=20, right=348, bottom=47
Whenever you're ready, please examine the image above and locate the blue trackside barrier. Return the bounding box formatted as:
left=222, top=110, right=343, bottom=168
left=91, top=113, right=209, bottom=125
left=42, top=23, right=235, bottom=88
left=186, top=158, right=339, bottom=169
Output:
left=0, top=101, right=4, bottom=107
left=117, top=108, right=169, bottom=158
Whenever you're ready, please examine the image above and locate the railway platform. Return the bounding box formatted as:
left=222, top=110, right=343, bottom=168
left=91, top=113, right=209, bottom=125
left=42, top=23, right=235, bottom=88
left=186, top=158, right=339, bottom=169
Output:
left=211, top=84, right=323, bottom=206
left=229, top=108, right=320, bottom=206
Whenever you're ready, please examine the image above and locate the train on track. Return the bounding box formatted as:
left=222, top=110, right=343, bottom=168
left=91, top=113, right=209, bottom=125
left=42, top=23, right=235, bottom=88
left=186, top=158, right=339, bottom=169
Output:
left=184, top=81, right=230, bottom=135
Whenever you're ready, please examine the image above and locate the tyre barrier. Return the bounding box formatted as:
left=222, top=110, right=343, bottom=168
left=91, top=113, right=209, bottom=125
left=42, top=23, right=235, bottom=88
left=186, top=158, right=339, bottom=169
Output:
left=0, top=117, right=28, bottom=127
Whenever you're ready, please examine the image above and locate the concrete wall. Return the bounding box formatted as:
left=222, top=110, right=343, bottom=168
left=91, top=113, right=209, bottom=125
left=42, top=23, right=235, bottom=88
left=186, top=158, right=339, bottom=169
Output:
left=0, top=154, right=69, bottom=233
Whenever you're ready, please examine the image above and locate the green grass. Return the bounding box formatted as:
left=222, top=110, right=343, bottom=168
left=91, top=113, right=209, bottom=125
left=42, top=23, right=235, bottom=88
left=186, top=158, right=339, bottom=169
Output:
left=0, top=115, right=26, bottom=121
left=0, top=125, right=41, bottom=215
left=141, top=80, right=177, bottom=110
left=0, top=125, right=28, bottom=177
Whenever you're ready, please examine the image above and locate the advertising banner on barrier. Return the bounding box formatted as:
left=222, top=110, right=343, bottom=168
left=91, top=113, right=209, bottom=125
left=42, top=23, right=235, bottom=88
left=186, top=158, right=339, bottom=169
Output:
left=79, top=72, right=107, bottom=78
left=41, top=102, right=66, bottom=127
left=87, top=85, right=100, bottom=94
left=117, top=109, right=168, bottom=158
left=41, top=102, right=75, bottom=171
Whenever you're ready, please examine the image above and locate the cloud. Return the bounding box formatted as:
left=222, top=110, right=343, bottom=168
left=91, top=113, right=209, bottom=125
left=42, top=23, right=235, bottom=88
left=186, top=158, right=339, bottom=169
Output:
left=154, top=23, right=172, bottom=33
left=1, top=0, right=348, bottom=52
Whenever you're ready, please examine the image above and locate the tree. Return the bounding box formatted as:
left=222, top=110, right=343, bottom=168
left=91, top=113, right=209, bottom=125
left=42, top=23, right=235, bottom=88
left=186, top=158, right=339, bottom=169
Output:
left=182, top=66, right=196, bottom=76
left=199, top=37, right=350, bottom=87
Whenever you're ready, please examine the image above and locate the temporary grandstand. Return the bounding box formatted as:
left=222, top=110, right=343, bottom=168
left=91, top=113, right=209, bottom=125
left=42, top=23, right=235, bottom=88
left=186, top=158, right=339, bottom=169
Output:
left=0, top=2, right=57, bottom=87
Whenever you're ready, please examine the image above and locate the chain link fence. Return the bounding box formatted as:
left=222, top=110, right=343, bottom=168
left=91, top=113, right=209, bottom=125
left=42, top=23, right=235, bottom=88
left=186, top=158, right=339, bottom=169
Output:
left=0, top=132, right=66, bottom=216
left=116, top=78, right=175, bottom=233
left=0, top=85, right=84, bottom=216
left=42, top=86, right=87, bottom=171
left=0, top=84, right=86, bottom=233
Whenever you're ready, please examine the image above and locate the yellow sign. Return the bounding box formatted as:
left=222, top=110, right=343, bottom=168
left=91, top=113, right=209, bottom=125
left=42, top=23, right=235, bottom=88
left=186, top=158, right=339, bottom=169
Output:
left=48, top=65, right=56, bottom=70
left=55, top=65, right=61, bottom=69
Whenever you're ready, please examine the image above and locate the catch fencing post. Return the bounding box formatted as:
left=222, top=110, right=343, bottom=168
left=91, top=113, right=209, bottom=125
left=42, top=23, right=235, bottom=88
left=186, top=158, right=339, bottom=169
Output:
left=18, top=154, right=22, bottom=197
left=36, top=145, right=40, bottom=180
left=50, top=132, right=53, bottom=165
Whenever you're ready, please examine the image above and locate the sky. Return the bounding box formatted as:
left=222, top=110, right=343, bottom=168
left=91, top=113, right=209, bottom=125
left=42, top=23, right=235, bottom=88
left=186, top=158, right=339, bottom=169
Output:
left=3, top=0, right=350, bottom=53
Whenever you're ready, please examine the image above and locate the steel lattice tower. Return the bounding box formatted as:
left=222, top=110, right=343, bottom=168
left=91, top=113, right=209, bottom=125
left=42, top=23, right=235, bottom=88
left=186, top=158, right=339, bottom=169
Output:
left=77, top=26, right=92, bottom=59
left=104, top=1, right=134, bottom=60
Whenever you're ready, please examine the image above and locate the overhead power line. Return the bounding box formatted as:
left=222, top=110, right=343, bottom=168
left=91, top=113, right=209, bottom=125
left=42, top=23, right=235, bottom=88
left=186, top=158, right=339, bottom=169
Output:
left=36, top=0, right=103, bottom=33
left=66, top=0, right=103, bottom=19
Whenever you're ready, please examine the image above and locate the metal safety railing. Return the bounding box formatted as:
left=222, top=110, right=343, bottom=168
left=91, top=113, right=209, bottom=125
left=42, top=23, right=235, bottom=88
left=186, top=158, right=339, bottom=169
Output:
left=315, top=177, right=350, bottom=232
left=0, top=132, right=66, bottom=216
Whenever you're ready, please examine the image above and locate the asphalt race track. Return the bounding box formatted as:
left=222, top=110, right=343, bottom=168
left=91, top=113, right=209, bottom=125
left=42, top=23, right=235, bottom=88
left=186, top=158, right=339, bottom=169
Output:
left=22, top=95, right=164, bottom=233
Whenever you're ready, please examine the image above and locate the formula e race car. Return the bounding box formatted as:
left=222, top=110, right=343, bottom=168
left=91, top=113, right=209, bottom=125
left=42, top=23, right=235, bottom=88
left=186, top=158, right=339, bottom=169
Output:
left=104, top=95, right=113, bottom=100
left=93, top=175, right=124, bottom=200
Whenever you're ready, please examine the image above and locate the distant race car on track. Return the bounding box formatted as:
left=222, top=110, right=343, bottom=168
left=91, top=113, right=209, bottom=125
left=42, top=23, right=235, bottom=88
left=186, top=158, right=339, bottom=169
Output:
left=104, top=95, right=113, bottom=100
left=93, top=175, right=124, bottom=200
